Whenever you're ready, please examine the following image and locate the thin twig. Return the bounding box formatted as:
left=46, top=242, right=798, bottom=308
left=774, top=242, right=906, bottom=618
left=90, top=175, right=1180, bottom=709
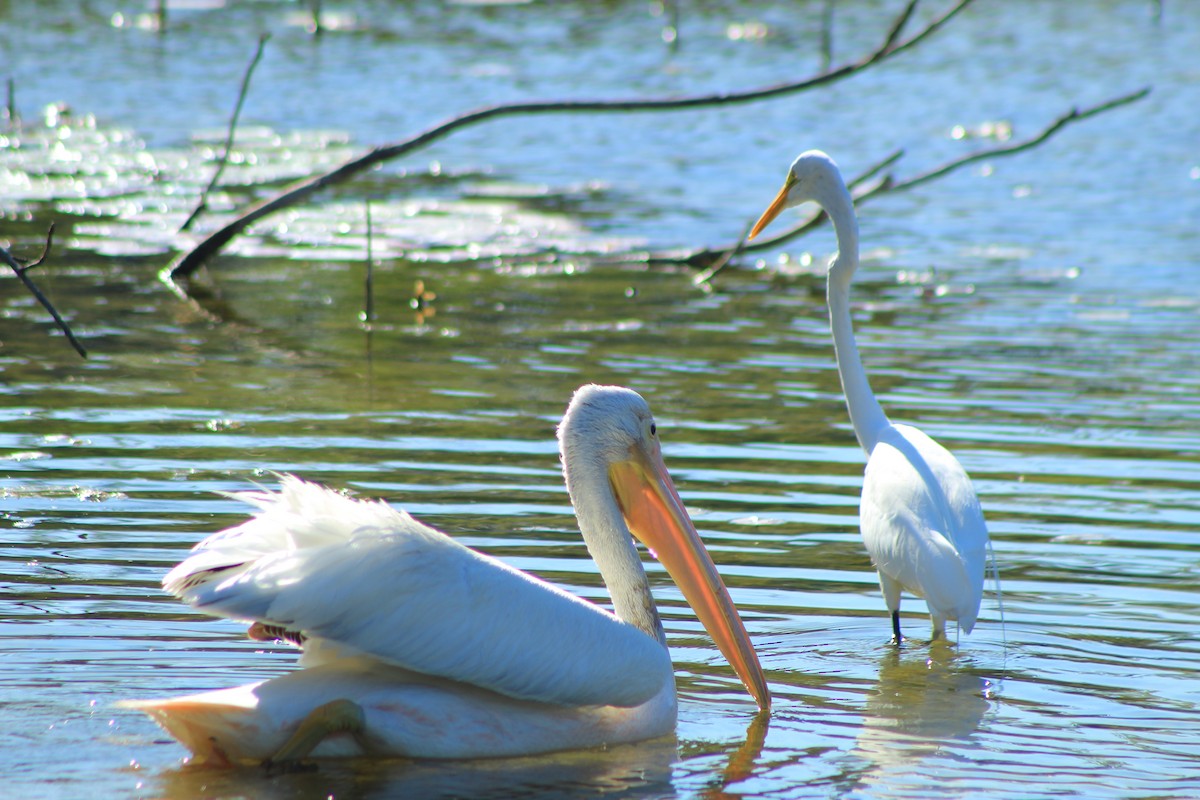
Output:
left=881, top=0, right=920, bottom=53
left=4, top=76, right=17, bottom=127
left=662, top=0, right=680, bottom=50
left=163, top=0, right=975, bottom=288
left=676, top=87, right=1150, bottom=275
left=362, top=200, right=374, bottom=327
left=310, top=0, right=324, bottom=36
left=1, top=224, right=88, bottom=358
left=691, top=222, right=753, bottom=286
left=818, top=0, right=835, bottom=71
left=179, top=34, right=271, bottom=233
left=21, top=224, right=54, bottom=269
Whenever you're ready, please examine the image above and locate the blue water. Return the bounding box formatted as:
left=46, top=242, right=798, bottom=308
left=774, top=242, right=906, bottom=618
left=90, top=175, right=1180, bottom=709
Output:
left=2, top=1, right=1199, bottom=798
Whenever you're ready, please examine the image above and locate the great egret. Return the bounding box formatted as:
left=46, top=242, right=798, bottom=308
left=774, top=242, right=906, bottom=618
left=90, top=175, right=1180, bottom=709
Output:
left=749, top=150, right=989, bottom=643
left=126, top=384, right=769, bottom=765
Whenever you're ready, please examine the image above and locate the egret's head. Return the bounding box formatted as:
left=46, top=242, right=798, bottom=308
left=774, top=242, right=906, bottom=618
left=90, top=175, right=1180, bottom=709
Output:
left=748, top=150, right=847, bottom=240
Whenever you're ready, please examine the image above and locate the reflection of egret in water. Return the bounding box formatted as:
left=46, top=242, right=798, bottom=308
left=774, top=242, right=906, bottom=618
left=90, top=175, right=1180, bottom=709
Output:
left=851, top=645, right=992, bottom=792
left=153, top=736, right=679, bottom=799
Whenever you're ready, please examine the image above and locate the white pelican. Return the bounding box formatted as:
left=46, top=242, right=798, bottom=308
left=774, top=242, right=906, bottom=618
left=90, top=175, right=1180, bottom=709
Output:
left=748, top=151, right=990, bottom=643
left=127, top=384, right=769, bottom=766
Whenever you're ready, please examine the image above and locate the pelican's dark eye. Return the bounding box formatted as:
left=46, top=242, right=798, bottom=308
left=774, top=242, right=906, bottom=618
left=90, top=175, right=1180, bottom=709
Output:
left=650, top=423, right=657, bottom=436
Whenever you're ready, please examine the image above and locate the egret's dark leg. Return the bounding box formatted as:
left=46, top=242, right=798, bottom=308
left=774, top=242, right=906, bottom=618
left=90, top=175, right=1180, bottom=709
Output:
left=891, top=610, right=903, bottom=645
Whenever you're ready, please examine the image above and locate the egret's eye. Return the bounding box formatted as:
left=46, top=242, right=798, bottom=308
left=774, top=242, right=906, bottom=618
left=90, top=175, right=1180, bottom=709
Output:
left=650, top=423, right=657, bottom=436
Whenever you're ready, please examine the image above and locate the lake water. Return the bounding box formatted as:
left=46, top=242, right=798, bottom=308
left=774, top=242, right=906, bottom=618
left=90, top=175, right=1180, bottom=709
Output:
left=2, top=1, right=1199, bottom=798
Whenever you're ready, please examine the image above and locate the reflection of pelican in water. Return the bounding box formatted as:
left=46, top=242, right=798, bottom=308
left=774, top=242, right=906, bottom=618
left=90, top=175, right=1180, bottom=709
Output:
left=851, top=645, right=991, bottom=785
left=153, top=737, right=681, bottom=800
left=149, top=698, right=771, bottom=798
left=700, top=710, right=771, bottom=800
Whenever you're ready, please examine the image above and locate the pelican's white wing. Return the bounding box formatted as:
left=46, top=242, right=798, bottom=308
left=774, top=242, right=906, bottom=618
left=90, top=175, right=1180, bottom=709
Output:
left=166, top=476, right=670, bottom=708
left=860, top=425, right=988, bottom=631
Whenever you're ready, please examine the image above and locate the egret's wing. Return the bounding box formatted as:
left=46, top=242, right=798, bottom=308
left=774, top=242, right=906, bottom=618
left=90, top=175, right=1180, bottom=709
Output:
left=166, top=476, right=670, bottom=708
left=861, top=426, right=988, bottom=629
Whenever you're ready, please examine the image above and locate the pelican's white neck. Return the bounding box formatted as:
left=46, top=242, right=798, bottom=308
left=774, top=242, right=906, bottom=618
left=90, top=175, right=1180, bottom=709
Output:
left=558, top=389, right=667, bottom=646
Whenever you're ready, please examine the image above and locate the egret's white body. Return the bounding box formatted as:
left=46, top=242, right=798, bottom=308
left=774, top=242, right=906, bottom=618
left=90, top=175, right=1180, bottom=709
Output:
left=128, top=385, right=769, bottom=765
left=749, top=151, right=989, bottom=641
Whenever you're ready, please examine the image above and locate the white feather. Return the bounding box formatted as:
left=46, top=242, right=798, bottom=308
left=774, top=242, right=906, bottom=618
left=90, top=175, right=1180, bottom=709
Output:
left=861, top=425, right=987, bottom=632
left=749, top=151, right=995, bottom=639
left=166, top=475, right=669, bottom=708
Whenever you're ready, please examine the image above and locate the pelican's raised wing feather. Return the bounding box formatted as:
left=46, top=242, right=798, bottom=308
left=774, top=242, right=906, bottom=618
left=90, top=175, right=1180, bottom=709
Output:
left=166, top=476, right=670, bottom=709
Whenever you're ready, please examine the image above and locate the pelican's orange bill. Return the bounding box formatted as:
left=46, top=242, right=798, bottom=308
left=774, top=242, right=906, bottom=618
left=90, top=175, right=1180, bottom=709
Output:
left=609, top=451, right=770, bottom=711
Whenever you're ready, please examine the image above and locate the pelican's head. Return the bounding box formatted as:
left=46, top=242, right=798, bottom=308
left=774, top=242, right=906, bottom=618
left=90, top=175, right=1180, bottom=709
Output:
left=558, top=384, right=770, bottom=710
left=748, top=150, right=848, bottom=240
left=559, top=384, right=660, bottom=471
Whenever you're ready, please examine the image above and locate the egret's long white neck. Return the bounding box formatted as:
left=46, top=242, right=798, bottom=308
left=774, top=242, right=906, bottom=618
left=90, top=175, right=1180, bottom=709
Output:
left=822, top=181, right=889, bottom=455
left=560, top=434, right=667, bottom=647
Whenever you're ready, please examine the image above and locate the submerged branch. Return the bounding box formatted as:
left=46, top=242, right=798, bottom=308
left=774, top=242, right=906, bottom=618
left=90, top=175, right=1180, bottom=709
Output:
left=2, top=224, right=88, bottom=358
left=179, top=34, right=271, bottom=234
left=163, top=0, right=975, bottom=289
left=681, top=87, right=1151, bottom=276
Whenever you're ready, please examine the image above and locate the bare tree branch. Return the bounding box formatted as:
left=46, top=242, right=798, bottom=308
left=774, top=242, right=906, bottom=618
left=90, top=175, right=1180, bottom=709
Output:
left=2, top=224, right=88, bottom=358
left=179, top=33, right=271, bottom=233
left=881, top=0, right=920, bottom=53
left=163, top=0, right=976, bottom=289
left=679, top=87, right=1150, bottom=276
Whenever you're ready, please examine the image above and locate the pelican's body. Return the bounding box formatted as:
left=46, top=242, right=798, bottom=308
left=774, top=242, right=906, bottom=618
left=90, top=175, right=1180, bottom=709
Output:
left=128, top=385, right=768, bottom=765
left=750, top=151, right=989, bottom=641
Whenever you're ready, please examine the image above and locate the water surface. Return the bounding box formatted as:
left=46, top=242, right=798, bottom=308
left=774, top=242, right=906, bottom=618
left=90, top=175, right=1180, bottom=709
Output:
left=2, top=2, right=1199, bottom=798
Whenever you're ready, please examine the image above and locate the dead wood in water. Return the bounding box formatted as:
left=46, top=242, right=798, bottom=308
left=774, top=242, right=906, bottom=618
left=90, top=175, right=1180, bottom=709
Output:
left=2, top=224, right=88, bottom=358
left=179, top=34, right=271, bottom=234
left=162, top=0, right=975, bottom=296
left=687, top=87, right=1152, bottom=281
